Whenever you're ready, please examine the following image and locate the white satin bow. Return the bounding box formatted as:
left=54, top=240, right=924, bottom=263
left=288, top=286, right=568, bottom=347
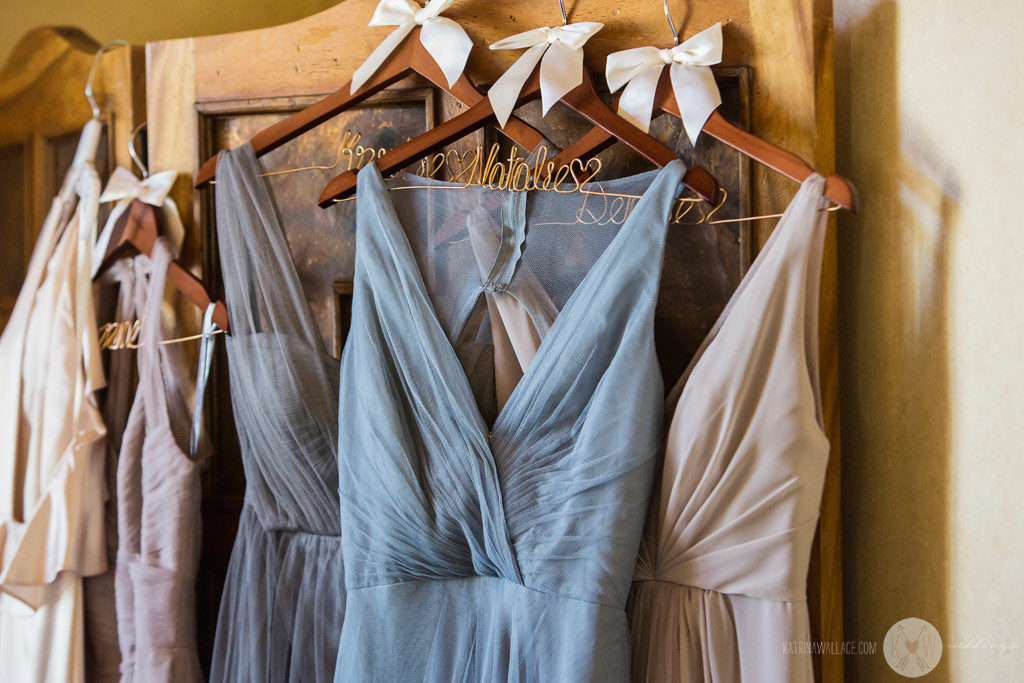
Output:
left=350, top=0, right=473, bottom=94
left=605, top=22, right=723, bottom=145
left=488, top=21, right=604, bottom=128
left=92, top=166, right=179, bottom=276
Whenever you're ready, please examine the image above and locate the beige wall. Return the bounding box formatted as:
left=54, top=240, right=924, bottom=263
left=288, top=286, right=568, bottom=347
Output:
left=2, top=0, right=1022, bottom=679
left=0, top=0, right=337, bottom=65
left=835, top=0, right=1024, bottom=680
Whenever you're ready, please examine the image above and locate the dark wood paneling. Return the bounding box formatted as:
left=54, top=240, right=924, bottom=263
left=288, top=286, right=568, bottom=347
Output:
left=0, top=143, right=27, bottom=329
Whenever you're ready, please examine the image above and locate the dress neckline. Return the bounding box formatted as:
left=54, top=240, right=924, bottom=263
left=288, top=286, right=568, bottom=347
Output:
left=666, top=173, right=828, bottom=421
left=359, top=158, right=686, bottom=439
left=226, top=142, right=337, bottom=367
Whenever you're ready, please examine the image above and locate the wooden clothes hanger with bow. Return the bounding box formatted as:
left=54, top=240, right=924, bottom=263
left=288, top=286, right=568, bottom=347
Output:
left=94, top=124, right=230, bottom=332
left=318, top=2, right=720, bottom=206
left=547, top=2, right=857, bottom=212
left=194, top=0, right=550, bottom=189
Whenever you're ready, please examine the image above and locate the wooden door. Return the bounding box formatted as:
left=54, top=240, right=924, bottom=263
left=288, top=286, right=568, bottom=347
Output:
left=147, top=1, right=842, bottom=678
left=0, top=27, right=144, bottom=330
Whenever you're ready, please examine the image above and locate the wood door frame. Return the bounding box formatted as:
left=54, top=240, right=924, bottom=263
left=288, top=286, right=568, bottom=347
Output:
left=147, top=1, right=843, bottom=679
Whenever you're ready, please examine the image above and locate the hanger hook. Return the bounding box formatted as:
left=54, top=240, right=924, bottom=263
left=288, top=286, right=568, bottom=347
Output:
left=664, top=0, right=680, bottom=46
left=129, top=122, right=148, bottom=178
left=558, top=0, right=568, bottom=25
left=85, top=39, right=131, bottom=119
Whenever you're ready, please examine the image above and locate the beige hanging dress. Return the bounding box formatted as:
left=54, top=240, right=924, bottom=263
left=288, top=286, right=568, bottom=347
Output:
left=628, top=175, right=831, bottom=682
left=0, top=119, right=110, bottom=683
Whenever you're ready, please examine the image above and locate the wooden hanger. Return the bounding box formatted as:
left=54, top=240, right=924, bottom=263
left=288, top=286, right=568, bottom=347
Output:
left=546, top=69, right=857, bottom=211
left=194, top=27, right=547, bottom=188
left=546, top=0, right=857, bottom=212
left=318, top=66, right=720, bottom=206
left=94, top=199, right=230, bottom=332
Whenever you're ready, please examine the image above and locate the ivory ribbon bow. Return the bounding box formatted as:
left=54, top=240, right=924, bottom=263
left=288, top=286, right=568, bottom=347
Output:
left=92, top=166, right=179, bottom=276
left=488, top=22, right=604, bottom=128
left=350, top=0, right=473, bottom=94
left=605, top=22, right=723, bottom=145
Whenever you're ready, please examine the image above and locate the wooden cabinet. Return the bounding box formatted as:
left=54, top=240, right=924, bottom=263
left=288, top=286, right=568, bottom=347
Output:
left=0, top=3, right=846, bottom=678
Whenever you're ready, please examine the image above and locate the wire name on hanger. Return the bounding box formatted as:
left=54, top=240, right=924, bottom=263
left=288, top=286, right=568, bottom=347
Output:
left=283, top=129, right=607, bottom=194
left=97, top=320, right=225, bottom=350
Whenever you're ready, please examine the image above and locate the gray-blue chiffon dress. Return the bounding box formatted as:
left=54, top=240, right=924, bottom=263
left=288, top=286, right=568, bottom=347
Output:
left=334, top=159, right=686, bottom=681
left=210, top=143, right=344, bottom=682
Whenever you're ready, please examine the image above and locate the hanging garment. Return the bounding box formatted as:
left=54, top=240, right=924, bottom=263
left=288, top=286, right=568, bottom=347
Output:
left=628, top=175, right=830, bottom=683
left=83, top=259, right=136, bottom=683
left=0, top=119, right=109, bottom=683
left=107, top=238, right=206, bottom=681
left=210, top=143, right=344, bottom=682
left=333, top=158, right=685, bottom=682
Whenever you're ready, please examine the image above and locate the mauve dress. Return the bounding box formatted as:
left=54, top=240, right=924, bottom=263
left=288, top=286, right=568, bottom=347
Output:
left=628, top=175, right=831, bottom=682
left=112, top=238, right=206, bottom=681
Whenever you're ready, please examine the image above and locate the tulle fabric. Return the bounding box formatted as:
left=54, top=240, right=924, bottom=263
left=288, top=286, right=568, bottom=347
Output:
left=209, top=144, right=343, bottom=681
left=628, top=175, right=831, bottom=683
left=335, top=160, right=685, bottom=681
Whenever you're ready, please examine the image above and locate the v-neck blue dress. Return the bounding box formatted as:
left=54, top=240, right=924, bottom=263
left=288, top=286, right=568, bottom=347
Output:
left=335, top=159, right=686, bottom=681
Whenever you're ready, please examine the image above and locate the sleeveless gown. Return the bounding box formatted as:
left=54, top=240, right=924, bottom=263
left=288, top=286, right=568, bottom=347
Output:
left=334, top=159, right=686, bottom=681
left=628, top=174, right=831, bottom=682
left=209, top=143, right=344, bottom=681
left=0, top=119, right=108, bottom=683
left=112, top=239, right=206, bottom=681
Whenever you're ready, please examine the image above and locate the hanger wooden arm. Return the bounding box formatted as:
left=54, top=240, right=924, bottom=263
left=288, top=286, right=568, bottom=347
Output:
left=95, top=199, right=230, bottom=332
left=195, top=28, right=545, bottom=188
left=318, top=68, right=719, bottom=206
left=549, top=69, right=857, bottom=211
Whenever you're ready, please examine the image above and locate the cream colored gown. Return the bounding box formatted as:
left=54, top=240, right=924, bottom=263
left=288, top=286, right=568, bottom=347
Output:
left=0, top=120, right=109, bottom=683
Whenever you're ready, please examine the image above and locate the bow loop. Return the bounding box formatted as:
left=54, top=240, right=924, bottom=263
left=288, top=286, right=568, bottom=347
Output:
left=488, top=21, right=603, bottom=128
left=605, top=22, right=723, bottom=144
left=91, top=166, right=179, bottom=277
left=351, top=0, right=472, bottom=94
left=99, top=166, right=177, bottom=207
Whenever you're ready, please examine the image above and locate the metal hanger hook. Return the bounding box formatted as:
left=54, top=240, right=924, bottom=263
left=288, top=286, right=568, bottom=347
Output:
left=558, top=0, right=568, bottom=25
left=129, top=122, right=149, bottom=178
left=85, top=39, right=131, bottom=119
left=664, top=0, right=680, bottom=46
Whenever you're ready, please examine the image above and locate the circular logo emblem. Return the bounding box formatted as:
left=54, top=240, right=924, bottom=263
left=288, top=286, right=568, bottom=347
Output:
left=883, top=617, right=942, bottom=677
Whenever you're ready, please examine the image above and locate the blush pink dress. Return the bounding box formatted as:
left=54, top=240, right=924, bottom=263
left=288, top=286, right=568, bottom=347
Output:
left=628, top=174, right=831, bottom=682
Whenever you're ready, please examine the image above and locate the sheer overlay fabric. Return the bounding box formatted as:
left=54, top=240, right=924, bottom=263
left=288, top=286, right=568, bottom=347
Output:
left=210, top=144, right=344, bottom=682
left=334, top=160, right=685, bottom=681
left=628, top=175, right=830, bottom=682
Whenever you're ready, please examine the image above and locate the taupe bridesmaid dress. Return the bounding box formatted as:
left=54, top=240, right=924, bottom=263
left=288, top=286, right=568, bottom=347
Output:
left=628, top=175, right=831, bottom=682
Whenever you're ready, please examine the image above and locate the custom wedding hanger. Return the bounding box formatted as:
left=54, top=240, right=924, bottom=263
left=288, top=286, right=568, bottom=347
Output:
left=318, top=0, right=720, bottom=206
left=194, top=0, right=548, bottom=189
left=547, top=1, right=858, bottom=212
left=94, top=124, right=230, bottom=332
